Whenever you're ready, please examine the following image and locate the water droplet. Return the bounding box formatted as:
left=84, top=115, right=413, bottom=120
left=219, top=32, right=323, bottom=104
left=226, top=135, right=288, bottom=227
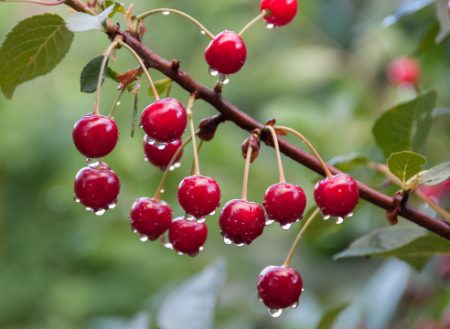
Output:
left=336, top=217, right=344, bottom=225
left=208, top=68, right=219, bottom=77
left=94, top=209, right=106, bottom=216
left=174, top=162, right=181, bottom=168
left=199, top=246, right=204, bottom=251
left=268, top=308, right=282, bottom=318
left=85, top=207, right=92, bottom=212
left=291, top=302, right=299, bottom=309
left=196, top=217, right=205, bottom=223
left=157, top=142, right=167, bottom=150
left=301, top=288, right=305, bottom=292
left=223, top=237, right=232, bottom=245
left=323, top=215, right=330, bottom=220
left=108, top=203, right=116, bottom=209
left=140, top=235, right=149, bottom=242
left=200, top=30, right=206, bottom=35
left=209, top=210, right=216, bottom=216
left=169, top=165, right=176, bottom=171
left=132, top=229, right=138, bottom=234
left=164, top=242, right=173, bottom=249
left=88, top=160, right=100, bottom=168
left=281, top=223, right=292, bottom=230
left=116, top=101, right=121, bottom=106
left=162, top=10, right=170, bottom=15
left=236, top=243, right=245, bottom=247
left=219, top=74, right=230, bottom=85
left=160, top=189, right=165, bottom=194
left=145, top=136, right=156, bottom=145
left=266, top=219, right=274, bottom=226
left=265, top=23, right=275, bottom=30
left=144, top=156, right=149, bottom=162
left=73, top=196, right=80, bottom=203
left=346, top=212, right=354, bottom=218
left=177, top=251, right=184, bottom=256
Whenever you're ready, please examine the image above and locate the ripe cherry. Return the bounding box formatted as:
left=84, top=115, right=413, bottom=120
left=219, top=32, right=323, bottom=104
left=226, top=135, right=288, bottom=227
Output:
left=204, top=30, right=247, bottom=75
left=260, top=0, right=298, bottom=27
left=263, top=183, right=306, bottom=226
left=178, top=175, right=221, bottom=219
left=314, top=174, right=359, bottom=219
left=257, top=265, right=303, bottom=316
left=74, top=162, right=120, bottom=215
left=140, top=98, right=187, bottom=143
left=219, top=199, right=265, bottom=245
left=387, top=57, right=421, bottom=86
left=72, top=114, right=119, bottom=158
left=143, top=137, right=183, bottom=170
left=169, top=218, right=208, bottom=256
left=130, top=197, right=172, bottom=241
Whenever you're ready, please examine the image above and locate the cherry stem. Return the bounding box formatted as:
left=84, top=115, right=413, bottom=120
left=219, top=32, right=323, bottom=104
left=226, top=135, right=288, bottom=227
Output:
left=266, top=126, right=286, bottom=183
left=369, top=162, right=450, bottom=223
left=136, top=8, right=215, bottom=40
left=153, top=136, right=193, bottom=202
left=191, top=139, right=204, bottom=175
left=186, top=94, right=200, bottom=176
left=283, top=208, right=320, bottom=267
left=239, top=10, right=267, bottom=36
left=117, top=41, right=160, bottom=100
left=241, top=145, right=253, bottom=201
left=276, top=125, right=333, bottom=178
left=93, top=40, right=120, bottom=116
left=1, top=0, right=64, bottom=5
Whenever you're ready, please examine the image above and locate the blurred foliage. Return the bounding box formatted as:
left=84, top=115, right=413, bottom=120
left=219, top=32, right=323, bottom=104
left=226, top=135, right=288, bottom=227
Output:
left=0, top=0, right=449, bottom=329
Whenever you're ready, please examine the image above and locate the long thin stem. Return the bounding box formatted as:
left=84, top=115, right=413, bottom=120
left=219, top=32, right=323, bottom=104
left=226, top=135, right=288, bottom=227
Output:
left=186, top=94, right=200, bottom=175
left=93, top=40, right=119, bottom=115
left=276, top=125, right=333, bottom=178
left=117, top=41, right=160, bottom=100
left=191, top=139, right=204, bottom=175
left=283, top=208, right=320, bottom=267
left=1, top=0, right=64, bottom=5
left=136, top=8, right=215, bottom=40
left=239, top=10, right=267, bottom=36
left=153, top=136, right=193, bottom=202
left=266, top=126, right=286, bottom=183
left=242, top=146, right=253, bottom=201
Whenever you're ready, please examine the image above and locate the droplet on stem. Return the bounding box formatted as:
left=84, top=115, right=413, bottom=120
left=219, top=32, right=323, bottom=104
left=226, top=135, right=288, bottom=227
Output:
left=162, top=10, right=170, bottom=16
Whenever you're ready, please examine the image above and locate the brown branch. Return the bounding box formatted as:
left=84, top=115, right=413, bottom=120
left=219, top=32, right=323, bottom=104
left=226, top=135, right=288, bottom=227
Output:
left=64, top=0, right=450, bottom=239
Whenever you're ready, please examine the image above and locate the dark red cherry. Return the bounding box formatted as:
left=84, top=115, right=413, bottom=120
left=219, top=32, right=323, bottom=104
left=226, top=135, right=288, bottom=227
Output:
left=257, top=265, right=303, bottom=314
left=314, top=174, right=359, bottom=218
left=140, top=98, right=187, bottom=143
left=178, top=175, right=221, bottom=218
left=130, top=197, right=172, bottom=241
left=169, top=218, right=208, bottom=256
left=219, top=199, right=265, bottom=245
left=387, top=57, right=421, bottom=86
left=204, top=30, right=247, bottom=75
left=72, top=114, right=119, bottom=158
left=260, top=0, right=298, bottom=27
left=74, top=163, right=120, bottom=214
left=143, top=137, right=183, bottom=170
left=263, top=183, right=306, bottom=226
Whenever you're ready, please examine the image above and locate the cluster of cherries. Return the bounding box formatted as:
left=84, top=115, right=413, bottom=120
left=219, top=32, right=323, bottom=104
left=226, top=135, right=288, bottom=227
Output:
left=71, top=0, right=361, bottom=317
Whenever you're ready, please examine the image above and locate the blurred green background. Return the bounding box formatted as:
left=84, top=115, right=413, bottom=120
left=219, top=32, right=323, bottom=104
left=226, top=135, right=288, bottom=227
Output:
left=0, top=0, right=449, bottom=328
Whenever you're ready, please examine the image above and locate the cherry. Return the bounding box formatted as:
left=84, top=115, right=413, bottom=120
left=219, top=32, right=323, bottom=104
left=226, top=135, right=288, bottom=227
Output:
left=260, top=0, right=298, bottom=27
left=178, top=175, right=221, bottom=219
left=204, top=30, right=247, bottom=75
left=140, top=98, right=187, bottom=143
left=257, top=265, right=303, bottom=314
left=263, top=183, right=306, bottom=226
left=169, top=218, right=208, bottom=256
left=314, top=174, right=359, bottom=219
left=143, top=136, right=183, bottom=170
left=219, top=199, right=265, bottom=245
left=72, top=114, right=119, bottom=158
left=130, top=197, right=172, bottom=241
left=74, top=162, right=120, bottom=214
left=387, top=57, right=421, bottom=86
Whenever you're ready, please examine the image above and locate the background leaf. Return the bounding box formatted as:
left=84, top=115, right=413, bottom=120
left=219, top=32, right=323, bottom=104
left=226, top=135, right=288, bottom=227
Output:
left=316, top=303, right=348, bottom=329
left=148, top=78, right=172, bottom=98
left=0, top=14, right=74, bottom=99
left=382, top=0, right=434, bottom=26
left=387, top=151, right=427, bottom=186
left=418, top=161, right=450, bottom=186
left=373, top=91, right=437, bottom=157
left=328, top=153, right=369, bottom=172
left=80, top=56, right=118, bottom=93
left=436, top=0, right=450, bottom=42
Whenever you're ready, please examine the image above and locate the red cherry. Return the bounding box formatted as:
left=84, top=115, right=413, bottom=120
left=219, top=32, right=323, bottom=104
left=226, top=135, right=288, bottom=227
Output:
left=169, top=218, right=208, bottom=256
left=219, top=199, right=265, bottom=245
left=263, top=182, right=306, bottom=226
left=314, top=174, right=359, bottom=219
left=257, top=265, right=303, bottom=315
left=260, top=0, right=298, bottom=27
left=74, top=163, right=120, bottom=214
left=204, top=31, right=247, bottom=75
left=72, top=114, right=119, bottom=158
left=178, top=175, right=221, bottom=219
left=387, top=57, right=421, bottom=86
left=130, top=197, right=172, bottom=241
left=143, top=137, right=183, bottom=170
left=140, top=98, right=187, bottom=143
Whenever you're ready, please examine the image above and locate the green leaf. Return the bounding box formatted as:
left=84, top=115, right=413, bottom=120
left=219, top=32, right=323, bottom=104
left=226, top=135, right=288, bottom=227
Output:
left=436, top=0, right=450, bottom=43
left=104, top=1, right=126, bottom=17
left=149, top=78, right=172, bottom=98
left=0, top=14, right=74, bottom=99
left=328, top=153, right=369, bottom=171
left=157, top=260, right=226, bottom=329
left=80, top=56, right=118, bottom=93
left=316, top=303, right=348, bottom=329
left=383, top=0, right=434, bottom=26
left=387, top=151, right=426, bottom=187
left=373, top=91, right=437, bottom=157
left=415, top=21, right=439, bottom=54
left=334, top=226, right=450, bottom=269
left=417, top=161, right=450, bottom=186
